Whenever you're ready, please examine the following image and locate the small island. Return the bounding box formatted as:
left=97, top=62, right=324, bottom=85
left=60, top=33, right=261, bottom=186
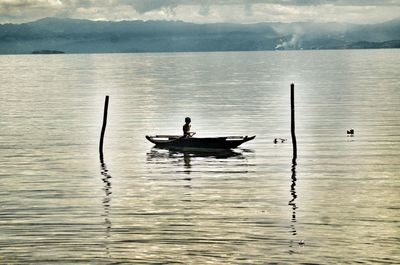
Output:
left=32, top=50, right=65, bottom=54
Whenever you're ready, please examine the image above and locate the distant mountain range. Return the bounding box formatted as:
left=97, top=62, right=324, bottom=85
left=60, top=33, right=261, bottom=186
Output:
left=0, top=17, right=399, bottom=54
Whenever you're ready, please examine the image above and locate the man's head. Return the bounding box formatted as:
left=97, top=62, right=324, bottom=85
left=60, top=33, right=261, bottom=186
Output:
left=185, top=117, right=191, bottom=124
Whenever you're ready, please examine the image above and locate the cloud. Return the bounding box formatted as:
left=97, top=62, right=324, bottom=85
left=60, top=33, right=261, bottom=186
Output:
left=198, top=4, right=210, bottom=16
left=122, top=0, right=400, bottom=13
left=0, top=0, right=399, bottom=24
left=120, top=0, right=180, bottom=13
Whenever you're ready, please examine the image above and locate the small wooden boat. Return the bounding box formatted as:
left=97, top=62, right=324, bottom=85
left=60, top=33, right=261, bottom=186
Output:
left=146, top=135, right=255, bottom=149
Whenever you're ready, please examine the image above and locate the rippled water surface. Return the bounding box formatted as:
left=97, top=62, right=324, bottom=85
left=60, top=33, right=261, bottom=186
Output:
left=1, top=50, right=399, bottom=264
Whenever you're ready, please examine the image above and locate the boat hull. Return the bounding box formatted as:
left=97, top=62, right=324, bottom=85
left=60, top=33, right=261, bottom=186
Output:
left=146, top=135, right=255, bottom=149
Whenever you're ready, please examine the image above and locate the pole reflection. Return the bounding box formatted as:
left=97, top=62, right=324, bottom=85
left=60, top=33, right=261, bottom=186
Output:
left=289, top=159, right=297, bottom=228
left=100, top=155, right=112, bottom=258
left=288, top=157, right=298, bottom=253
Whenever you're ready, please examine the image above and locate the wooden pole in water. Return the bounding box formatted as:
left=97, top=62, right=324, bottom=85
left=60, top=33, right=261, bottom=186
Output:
left=291, top=84, right=297, bottom=162
left=99, top=95, right=109, bottom=160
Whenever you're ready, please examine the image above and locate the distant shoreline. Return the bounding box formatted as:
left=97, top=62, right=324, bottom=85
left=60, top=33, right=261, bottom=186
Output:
left=0, top=47, right=398, bottom=56
left=32, top=50, right=65, bottom=54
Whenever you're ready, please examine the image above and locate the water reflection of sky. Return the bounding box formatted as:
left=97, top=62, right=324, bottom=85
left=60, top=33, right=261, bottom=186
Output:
left=0, top=50, right=399, bottom=263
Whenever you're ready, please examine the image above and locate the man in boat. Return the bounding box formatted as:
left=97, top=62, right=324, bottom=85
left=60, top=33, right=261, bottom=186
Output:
left=183, top=117, right=196, bottom=137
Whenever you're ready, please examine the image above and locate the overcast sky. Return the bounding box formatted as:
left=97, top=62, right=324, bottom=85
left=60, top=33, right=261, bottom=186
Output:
left=1, top=0, right=399, bottom=24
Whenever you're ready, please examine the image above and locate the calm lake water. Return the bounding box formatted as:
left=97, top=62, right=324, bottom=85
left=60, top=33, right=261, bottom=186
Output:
left=0, top=50, right=399, bottom=264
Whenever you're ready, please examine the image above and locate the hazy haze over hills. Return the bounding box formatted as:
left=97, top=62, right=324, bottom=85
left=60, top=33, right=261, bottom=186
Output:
left=0, top=17, right=399, bottom=54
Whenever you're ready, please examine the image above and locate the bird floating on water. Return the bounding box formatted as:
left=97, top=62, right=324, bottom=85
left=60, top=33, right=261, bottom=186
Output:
left=274, top=138, right=287, bottom=144
left=347, top=129, right=354, bottom=135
